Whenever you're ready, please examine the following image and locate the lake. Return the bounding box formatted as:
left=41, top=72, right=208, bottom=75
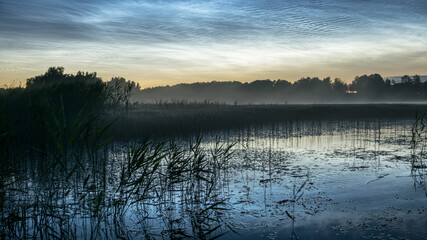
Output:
left=1, top=119, right=426, bottom=239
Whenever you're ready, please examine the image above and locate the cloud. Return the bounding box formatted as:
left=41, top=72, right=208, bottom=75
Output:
left=2, top=0, right=426, bottom=46
left=1, top=0, right=427, bottom=86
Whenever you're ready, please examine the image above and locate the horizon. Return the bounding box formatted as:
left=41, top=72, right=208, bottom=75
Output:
left=1, top=0, right=427, bottom=88
left=2, top=68, right=427, bottom=89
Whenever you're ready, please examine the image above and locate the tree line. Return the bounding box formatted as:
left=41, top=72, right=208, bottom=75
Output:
left=137, top=74, right=426, bottom=104
left=1, top=68, right=426, bottom=108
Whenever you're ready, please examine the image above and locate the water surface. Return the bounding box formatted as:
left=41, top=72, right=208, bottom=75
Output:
left=2, top=119, right=426, bottom=239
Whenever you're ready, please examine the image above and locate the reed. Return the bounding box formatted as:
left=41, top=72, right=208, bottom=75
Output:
left=411, top=112, right=427, bottom=169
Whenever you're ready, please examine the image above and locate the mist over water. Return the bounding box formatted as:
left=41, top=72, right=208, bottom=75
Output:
left=135, top=75, right=427, bottom=104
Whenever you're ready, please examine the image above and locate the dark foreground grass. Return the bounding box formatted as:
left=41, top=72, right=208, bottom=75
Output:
left=0, top=127, right=235, bottom=239
left=2, top=101, right=427, bottom=239
left=111, top=103, right=427, bottom=139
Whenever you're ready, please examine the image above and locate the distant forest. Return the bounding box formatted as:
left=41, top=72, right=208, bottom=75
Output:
left=137, top=74, right=427, bottom=104
left=1, top=67, right=426, bottom=104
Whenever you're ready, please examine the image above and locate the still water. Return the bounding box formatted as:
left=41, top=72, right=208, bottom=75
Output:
left=169, top=120, right=426, bottom=239
left=200, top=120, right=427, bottom=239
left=2, top=119, right=426, bottom=239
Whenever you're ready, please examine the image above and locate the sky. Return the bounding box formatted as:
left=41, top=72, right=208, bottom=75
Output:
left=1, top=0, right=427, bottom=88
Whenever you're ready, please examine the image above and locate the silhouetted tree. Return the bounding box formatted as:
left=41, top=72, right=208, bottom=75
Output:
left=350, top=74, right=386, bottom=100
left=26, top=67, right=66, bottom=88
left=274, top=79, right=292, bottom=89
left=106, top=77, right=140, bottom=111
left=401, top=75, right=412, bottom=84
left=332, top=78, right=347, bottom=93
left=323, top=77, right=332, bottom=87
left=414, top=75, right=421, bottom=85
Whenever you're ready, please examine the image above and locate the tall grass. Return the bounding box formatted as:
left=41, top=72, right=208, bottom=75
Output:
left=0, top=73, right=241, bottom=239
left=0, top=104, right=237, bottom=239
left=410, top=113, right=427, bottom=197
left=410, top=113, right=427, bottom=169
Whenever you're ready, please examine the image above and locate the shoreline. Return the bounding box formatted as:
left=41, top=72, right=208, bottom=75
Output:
left=111, top=103, right=426, bottom=139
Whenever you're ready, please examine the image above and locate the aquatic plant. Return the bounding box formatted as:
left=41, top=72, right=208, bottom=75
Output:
left=411, top=113, right=427, bottom=169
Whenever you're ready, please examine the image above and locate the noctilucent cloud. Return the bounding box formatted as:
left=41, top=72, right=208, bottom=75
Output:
left=1, top=0, right=426, bottom=87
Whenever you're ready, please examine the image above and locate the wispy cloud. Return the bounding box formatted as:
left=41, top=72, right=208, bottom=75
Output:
left=1, top=0, right=426, bottom=86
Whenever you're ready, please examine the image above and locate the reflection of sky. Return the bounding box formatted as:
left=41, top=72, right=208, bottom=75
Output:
left=198, top=120, right=426, bottom=239
left=218, top=120, right=425, bottom=236
left=1, top=0, right=426, bottom=87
